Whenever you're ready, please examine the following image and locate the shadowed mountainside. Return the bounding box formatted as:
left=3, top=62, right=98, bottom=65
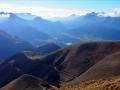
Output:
left=0, top=13, right=54, bottom=47
left=0, top=30, right=33, bottom=60
left=1, top=12, right=120, bottom=46
left=1, top=41, right=120, bottom=88
left=71, top=51, right=120, bottom=83
left=56, top=52, right=120, bottom=90
left=0, top=74, right=51, bottom=90
left=34, top=42, right=60, bottom=54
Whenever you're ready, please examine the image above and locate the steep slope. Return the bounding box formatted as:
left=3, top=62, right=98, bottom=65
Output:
left=73, top=52, right=120, bottom=83
left=1, top=12, right=120, bottom=45
left=31, top=16, right=66, bottom=36
left=56, top=52, right=120, bottom=90
left=60, top=13, right=120, bottom=42
left=56, top=75, right=120, bottom=90
left=0, top=51, right=60, bottom=88
left=0, top=30, right=33, bottom=60
left=1, top=41, right=120, bottom=88
left=0, top=74, right=51, bottom=90
left=56, top=41, right=120, bottom=83
left=0, top=13, right=54, bottom=47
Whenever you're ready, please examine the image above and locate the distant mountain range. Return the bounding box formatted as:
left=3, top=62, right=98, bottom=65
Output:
left=0, top=30, right=33, bottom=60
left=0, top=13, right=55, bottom=47
left=0, top=29, right=60, bottom=60
left=67, top=13, right=120, bottom=41
left=0, top=12, right=120, bottom=46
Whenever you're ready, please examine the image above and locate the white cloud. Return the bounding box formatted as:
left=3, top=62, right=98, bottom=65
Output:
left=98, top=8, right=120, bottom=17
left=0, top=3, right=90, bottom=18
left=0, top=4, right=120, bottom=18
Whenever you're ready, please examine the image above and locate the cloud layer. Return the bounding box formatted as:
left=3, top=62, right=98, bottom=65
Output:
left=99, top=8, right=120, bottom=17
left=0, top=4, right=120, bottom=18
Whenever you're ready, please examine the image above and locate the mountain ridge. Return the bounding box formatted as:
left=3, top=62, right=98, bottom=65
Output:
left=0, top=41, right=120, bottom=88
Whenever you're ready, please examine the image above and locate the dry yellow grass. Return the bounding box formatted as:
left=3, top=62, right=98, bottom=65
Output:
left=56, top=76, right=120, bottom=90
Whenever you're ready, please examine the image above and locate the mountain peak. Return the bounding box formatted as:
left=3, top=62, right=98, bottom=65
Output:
left=9, top=13, right=22, bottom=20
left=85, top=12, right=98, bottom=18
left=33, top=16, right=43, bottom=21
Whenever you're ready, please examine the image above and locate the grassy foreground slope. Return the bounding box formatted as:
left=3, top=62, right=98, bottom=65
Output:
left=57, top=52, right=120, bottom=90
left=57, top=75, right=120, bottom=90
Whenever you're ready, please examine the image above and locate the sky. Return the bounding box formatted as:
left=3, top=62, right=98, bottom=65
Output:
left=0, top=0, right=120, bottom=18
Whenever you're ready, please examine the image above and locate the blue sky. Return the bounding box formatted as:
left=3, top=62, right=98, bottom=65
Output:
left=0, top=0, right=120, bottom=10
left=0, top=0, right=120, bottom=18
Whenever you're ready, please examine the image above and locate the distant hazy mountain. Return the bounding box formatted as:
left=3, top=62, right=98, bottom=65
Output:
left=49, top=13, right=120, bottom=43
left=34, top=42, right=60, bottom=54
left=15, top=13, right=36, bottom=20
left=0, top=13, right=54, bottom=47
left=0, top=12, right=120, bottom=46
left=0, top=12, right=66, bottom=37
left=58, top=12, right=120, bottom=42
left=29, top=16, right=66, bottom=39
left=0, top=30, right=33, bottom=60
left=49, top=14, right=79, bottom=21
